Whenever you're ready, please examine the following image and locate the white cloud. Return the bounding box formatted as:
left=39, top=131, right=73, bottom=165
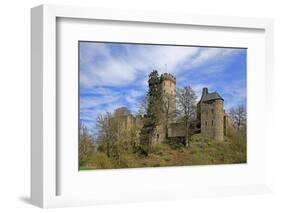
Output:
left=80, top=97, right=126, bottom=132
left=80, top=95, right=119, bottom=109
left=191, top=83, right=214, bottom=101
left=80, top=86, right=122, bottom=110
left=127, top=45, right=199, bottom=73
left=179, top=48, right=240, bottom=74
left=80, top=58, right=137, bottom=88
left=80, top=43, right=239, bottom=88
left=222, top=80, right=247, bottom=110
left=79, top=43, right=246, bottom=132
left=125, top=90, right=143, bottom=104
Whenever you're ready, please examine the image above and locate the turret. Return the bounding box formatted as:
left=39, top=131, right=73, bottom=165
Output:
left=160, top=73, right=176, bottom=96
left=160, top=73, right=176, bottom=122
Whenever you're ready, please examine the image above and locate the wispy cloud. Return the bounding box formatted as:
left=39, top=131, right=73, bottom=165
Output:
left=222, top=80, right=247, bottom=110
left=80, top=43, right=241, bottom=88
left=79, top=42, right=246, bottom=132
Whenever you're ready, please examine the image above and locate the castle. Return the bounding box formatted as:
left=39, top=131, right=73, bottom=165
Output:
left=113, top=72, right=233, bottom=144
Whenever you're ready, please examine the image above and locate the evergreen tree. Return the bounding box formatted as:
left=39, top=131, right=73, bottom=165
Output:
left=139, top=70, right=162, bottom=155
left=147, top=70, right=162, bottom=126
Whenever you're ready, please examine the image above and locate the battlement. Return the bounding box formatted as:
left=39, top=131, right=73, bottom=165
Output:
left=160, top=73, right=176, bottom=84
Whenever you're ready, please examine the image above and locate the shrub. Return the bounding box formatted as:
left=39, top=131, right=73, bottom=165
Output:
left=88, top=152, right=113, bottom=169
left=151, top=143, right=169, bottom=155
left=112, top=153, right=138, bottom=168
left=166, top=137, right=186, bottom=149
left=79, top=131, right=95, bottom=166
left=190, top=134, right=214, bottom=147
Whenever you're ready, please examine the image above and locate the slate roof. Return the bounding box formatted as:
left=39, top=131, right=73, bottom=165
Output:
left=201, top=92, right=224, bottom=103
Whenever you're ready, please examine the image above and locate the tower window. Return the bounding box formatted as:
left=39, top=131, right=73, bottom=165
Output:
left=211, top=109, right=214, bottom=114
left=205, top=121, right=207, bottom=126
left=212, top=120, right=214, bottom=126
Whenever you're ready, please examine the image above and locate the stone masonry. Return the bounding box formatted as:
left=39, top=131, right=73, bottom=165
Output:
left=113, top=72, right=232, bottom=143
left=197, top=88, right=224, bottom=142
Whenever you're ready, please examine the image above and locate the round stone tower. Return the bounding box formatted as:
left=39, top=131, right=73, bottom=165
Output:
left=160, top=73, right=176, bottom=96
left=160, top=73, right=176, bottom=122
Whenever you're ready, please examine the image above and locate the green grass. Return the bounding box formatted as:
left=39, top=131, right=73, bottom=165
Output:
left=79, top=133, right=246, bottom=170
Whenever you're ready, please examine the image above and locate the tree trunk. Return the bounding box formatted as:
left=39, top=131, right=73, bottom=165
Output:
left=185, top=122, right=189, bottom=147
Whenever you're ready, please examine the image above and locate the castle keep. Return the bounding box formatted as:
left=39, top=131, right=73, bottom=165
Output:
left=114, top=72, right=233, bottom=144
left=160, top=73, right=176, bottom=122
left=197, top=87, right=224, bottom=142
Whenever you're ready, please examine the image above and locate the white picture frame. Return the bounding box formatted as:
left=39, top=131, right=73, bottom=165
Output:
left=31, top=4, right=274, bottom=208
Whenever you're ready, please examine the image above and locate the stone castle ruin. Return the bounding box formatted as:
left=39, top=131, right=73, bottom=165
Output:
left=197, top=87, right=233, bottom=142
left=112, top=72, right=233, bottom=144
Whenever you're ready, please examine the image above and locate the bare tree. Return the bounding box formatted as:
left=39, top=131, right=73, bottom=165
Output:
left=176, top=86, right=197, bottom=146
left=96, top=112, right=112, bottom=157
left=96, top=110, right=140, bottom=164
left=79, top=124, right=95, bottom=166
left=137, top=95, right=148, bottom=116
left=228, top=105, right=246, bottom=131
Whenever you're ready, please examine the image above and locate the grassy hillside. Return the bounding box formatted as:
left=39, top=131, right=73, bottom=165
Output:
left=80, top=133, right=246, bottom=170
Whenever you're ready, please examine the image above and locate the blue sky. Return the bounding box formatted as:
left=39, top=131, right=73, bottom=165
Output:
left=79, top=42, right=247, bottom=133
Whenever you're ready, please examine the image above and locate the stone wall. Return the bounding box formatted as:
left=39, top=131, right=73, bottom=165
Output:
left=213, top=100, right=224, bottom=142
left=167, top=122, right=186, bottom=137
left=111, top=114, right=144, bottom=136
left=200, top=99, right=224, bottom=142
left=224, top=114, right=235, bottom=137
left=200, top=102, right=214, bottom=138
left=151, top=124, right=166, bottom=144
